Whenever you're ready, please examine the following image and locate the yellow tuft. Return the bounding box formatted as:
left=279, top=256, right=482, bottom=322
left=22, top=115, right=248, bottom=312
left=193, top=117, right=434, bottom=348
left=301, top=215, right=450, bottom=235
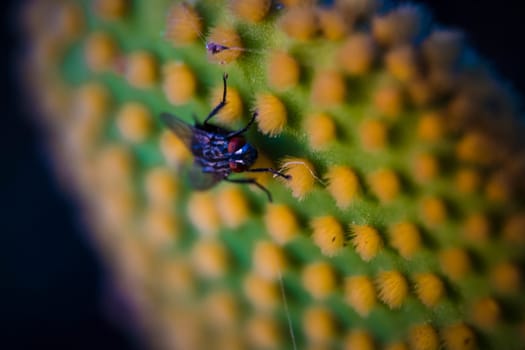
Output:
left=243, top=272, right=279, bottom=311
left=456, top=132, right=493, bottom=165
left=84, top=32, right=118, bottom=72
left=372, top=7, right=421, bottom=46
left=55, top=3, right=84, bottom=41
left=98, top=187, right=136, bottom=229
left=305, top=112, right=336, bottom=150
left=245, top=314, right=282, bottom=350
left=325, top=165, right=360, bottom=209
left=414, top=273, right=444, bottom=308
left=412, top=153, right=439, bottom=184
left=96, top=144, right=133, bottom=186
left=159, top=129, right=192, bottom=167
left=359, top=119, right=388, bottom=151
left=485, top=172, right=511, bottom=203
left=255, top=93, right=287, bottom=136
left=420, top=196, right=447, bottom=227
left=455, top=168, right=481, bottom=194
left=422, top=30, right=465, bottom=69
left=280, top=157, right=316, bottom=199
left=385, top=45, right=417, bottom=82
left=302, top=306, right=336, bottom=345
left=279, top=6, right=318, bottom=41
left=72, top=82, right=109, bottom=121
left=162, top=62, right=197, bottom=105
left=502, top=212, right=525, bottom=244
left=161, top=259, right=195, bottom=297
left=210, top=85, right=243, bottom=125
left=441, top=323, right=477, bottom=350
left=311, top=69, right=347, bottom=107
left=125, top=51, right=157, bottom=89
left=143, top=207, right=178, bottom=247
left=388, top=221, right=421, bottom=259
left=351, top=224, right=383, bottom=261
left=204, top=291, right=239, bottom=330
left=116, top=102, right=152, bottom=143
left=165, top=3, right=202, bottom=46
left=368, top=168, right=400, bottom=203
left=343, top=330, right=375, bottom=350
left=93, top=0, right=127, bottom=20
left=264, top=204, right=299, bottom=245
left=338, top=33, right=375, bottom=75
left=439, top=248, right=471, bottom=281
left=408, top=324, right=439, bottom=350
left=215, top=186, right=249, bottom=229
left=144, top=167, right=178, bottom=207
left=462, top=213, right=490, bottom=243
left=187, top=192, right=221, bottom=236
left=469, top=297, right=500, bottom=330
left=310, top=216, right=346, bottom=256
left=490, top=261, right=521, bottom=295
left=409, top=75, right=438, bottom=105
left=318, top=8, right=348, bottom=41
left=252, top=241, right=287, bottom=281
left=229, top=0, right=271, bottom=22
left=302, top=261, right=337, bottom=300
left=384, top=342, right=409, bottom=350
left=417, top=111, right=444, bottom=142
left=344, top=275, right=376, bottom=317
left=191, top=238, right=230, bottom=279
left=267, top=50, right=300, bottom=90
left=373, top=85, right=403, bottom=119
left=376, top=270, right=408, bottom=309
left=206, top=26, right=243, bottom=64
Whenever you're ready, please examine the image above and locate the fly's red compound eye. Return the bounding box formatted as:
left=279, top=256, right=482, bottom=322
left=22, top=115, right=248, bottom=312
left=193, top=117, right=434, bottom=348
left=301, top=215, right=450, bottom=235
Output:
left=229, top=161, right=248, bottom=172
left=228, top=136, right=245, bottom=153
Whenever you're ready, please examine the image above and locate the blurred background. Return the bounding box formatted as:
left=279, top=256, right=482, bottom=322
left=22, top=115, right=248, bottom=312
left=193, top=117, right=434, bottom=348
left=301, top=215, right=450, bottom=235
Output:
left=2, top=0, right=524, bottom=349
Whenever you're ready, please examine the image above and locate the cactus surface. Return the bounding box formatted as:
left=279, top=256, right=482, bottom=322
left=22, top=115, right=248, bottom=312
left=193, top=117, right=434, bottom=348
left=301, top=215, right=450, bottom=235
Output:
left=24, top=0, right=525, bottom=349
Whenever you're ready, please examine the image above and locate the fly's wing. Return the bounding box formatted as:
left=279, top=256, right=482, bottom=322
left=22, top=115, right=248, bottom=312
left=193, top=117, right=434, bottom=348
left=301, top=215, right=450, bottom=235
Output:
left=187, top=162, right=223, bottom=190
left=160, top=112, right=194, bottom=149
left=162, top=112, right=222, bottom=190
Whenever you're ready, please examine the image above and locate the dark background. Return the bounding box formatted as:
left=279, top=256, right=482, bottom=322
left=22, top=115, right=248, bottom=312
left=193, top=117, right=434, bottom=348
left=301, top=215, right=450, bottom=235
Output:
left=2, top=1, right=524, bottom=349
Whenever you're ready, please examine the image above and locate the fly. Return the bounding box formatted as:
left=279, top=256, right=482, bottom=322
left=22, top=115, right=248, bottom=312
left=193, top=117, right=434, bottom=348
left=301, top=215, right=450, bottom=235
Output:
left=161, top=73, right=290, bottom=202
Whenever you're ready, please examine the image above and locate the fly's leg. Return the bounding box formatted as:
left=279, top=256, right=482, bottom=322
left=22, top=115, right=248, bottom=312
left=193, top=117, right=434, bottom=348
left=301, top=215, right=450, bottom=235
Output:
left=225, top=177, right=273, bottom=202
left=247, top=167, right=291, bottom=180
left=204, top=73, right=228, bottom=125
left=227, top=111, right=257, bottom=138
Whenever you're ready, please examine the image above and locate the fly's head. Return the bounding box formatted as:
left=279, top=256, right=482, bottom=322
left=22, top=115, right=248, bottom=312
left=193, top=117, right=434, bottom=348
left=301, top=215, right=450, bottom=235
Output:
left=228, top=136, right=258, bottom=172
